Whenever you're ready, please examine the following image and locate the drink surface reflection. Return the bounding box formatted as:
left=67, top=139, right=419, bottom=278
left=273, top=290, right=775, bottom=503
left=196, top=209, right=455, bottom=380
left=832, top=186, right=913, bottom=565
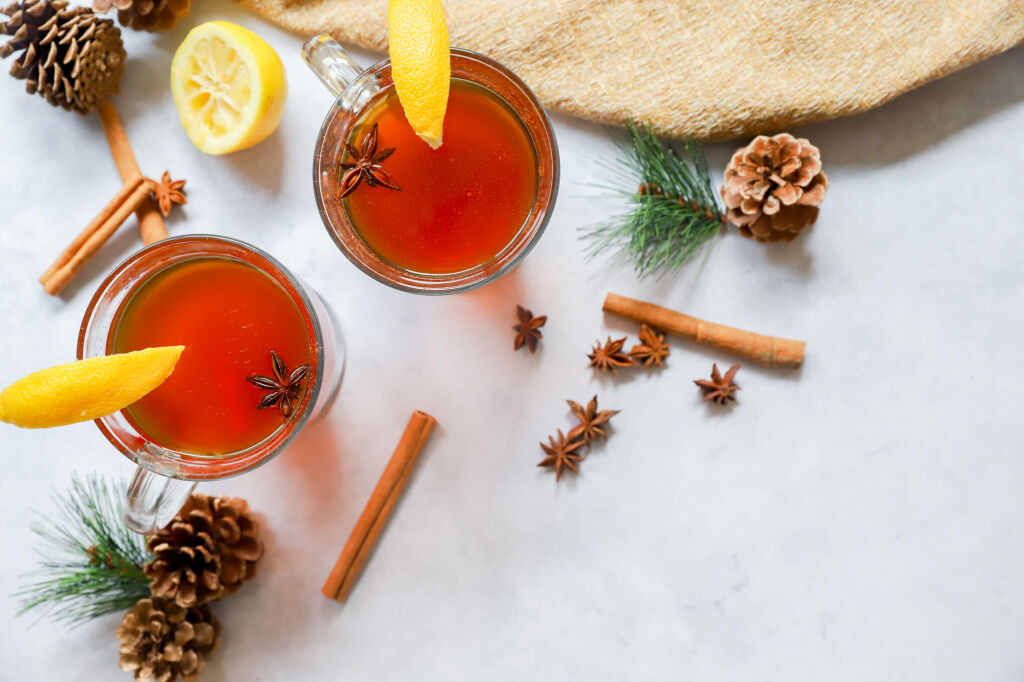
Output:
left=341, top=79, right=538, bottom=275
left=110, top=257, right=312, bottom=456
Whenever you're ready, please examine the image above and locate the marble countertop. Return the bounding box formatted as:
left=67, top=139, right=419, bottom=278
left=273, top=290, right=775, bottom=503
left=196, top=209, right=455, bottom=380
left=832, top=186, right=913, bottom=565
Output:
left=2, top=3, right=1024, bottom=680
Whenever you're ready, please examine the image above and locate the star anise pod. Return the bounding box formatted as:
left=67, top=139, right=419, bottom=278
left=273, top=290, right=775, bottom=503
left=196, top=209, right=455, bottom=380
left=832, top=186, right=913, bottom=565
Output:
left=567, top=395, right=619, bottom=444
left=513, top=305, right=547, bottom=352
left=587, top=336, right=635, bottom=373
left=694, top=363, right=741, bottom=405
left=146, top=171, right=187, bottom=217
left=246, top=351, right=311, bottom=417
left=338, top=122, right=401, bottom=199
left=630, top=324, right=670, bottom=368
left=537, top=429, right=585, bottom=481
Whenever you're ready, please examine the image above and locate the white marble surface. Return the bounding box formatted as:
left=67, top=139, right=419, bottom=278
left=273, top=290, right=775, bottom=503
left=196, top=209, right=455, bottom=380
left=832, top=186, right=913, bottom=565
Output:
left=2, top=3, right=1024, bottom=679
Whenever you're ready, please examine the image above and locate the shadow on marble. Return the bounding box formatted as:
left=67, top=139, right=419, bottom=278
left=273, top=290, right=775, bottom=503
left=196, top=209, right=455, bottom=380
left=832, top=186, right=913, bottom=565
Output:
left=760, top=233, right=814, bottom=276
left=221, top=130, right=287, bottom=195
left=793, top=47, right=1024, bottom=167
left=463, top=263, right=525, bottom=314
left=112, top=57, right=174, bottom=126
left=460, top=267, right=552, bottom=364
left=53, top=209, right=193, bottom=303
left=56, top=223, right=141, bottom=302
left=280, top=409, right=348, bottom=530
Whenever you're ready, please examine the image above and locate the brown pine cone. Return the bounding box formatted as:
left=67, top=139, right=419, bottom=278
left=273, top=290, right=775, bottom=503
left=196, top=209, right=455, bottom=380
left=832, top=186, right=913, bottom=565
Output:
left=0, top=0, right=125, bottom=114
left=195, top=495, right=264, bottom=594
left=117, top=597, right=220, bottom=682
left=721, top=133, right=828, bottom=243
left=93, top=0, right=190, bottom=32
left=145, top=494, right=264, bottom=607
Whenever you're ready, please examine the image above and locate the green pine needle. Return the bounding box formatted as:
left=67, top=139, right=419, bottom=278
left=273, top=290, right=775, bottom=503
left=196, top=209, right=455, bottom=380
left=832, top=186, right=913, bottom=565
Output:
left=14, top=473, right=150, bottom=625
left=582, top=119, right=724, bottom=278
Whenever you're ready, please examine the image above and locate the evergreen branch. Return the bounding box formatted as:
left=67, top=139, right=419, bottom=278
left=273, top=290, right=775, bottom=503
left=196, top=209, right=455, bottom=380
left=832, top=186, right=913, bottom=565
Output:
left=582, top=120, right=724, bottom=278
left=14, top=473, right=150, bottom=625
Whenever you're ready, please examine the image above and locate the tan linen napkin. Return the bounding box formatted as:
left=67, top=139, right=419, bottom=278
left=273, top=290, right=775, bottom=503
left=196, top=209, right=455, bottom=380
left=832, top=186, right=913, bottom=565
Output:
left=239, top=0, right=1024, bottom=140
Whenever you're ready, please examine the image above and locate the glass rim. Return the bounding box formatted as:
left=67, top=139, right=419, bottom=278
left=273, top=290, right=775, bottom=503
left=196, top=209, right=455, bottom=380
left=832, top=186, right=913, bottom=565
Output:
left=312, top=47, right=560, bottom=295
left=77, top=234, right=326, bottom=480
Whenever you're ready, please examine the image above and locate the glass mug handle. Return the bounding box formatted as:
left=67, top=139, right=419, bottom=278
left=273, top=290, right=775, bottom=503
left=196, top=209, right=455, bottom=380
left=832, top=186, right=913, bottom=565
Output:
left=124, top=466, right=196, bottom=534
left=301, top=34, right=379, bottom=111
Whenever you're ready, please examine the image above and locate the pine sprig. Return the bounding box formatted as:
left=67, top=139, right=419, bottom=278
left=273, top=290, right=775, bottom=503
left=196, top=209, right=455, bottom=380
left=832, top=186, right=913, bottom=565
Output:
left=583, top=120, right=724, bottom=278
left=14, top=473, right=150, bottom=625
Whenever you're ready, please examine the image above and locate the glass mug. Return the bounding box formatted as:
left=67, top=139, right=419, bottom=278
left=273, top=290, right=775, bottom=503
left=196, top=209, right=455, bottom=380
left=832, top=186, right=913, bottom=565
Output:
left=301, top=34, right=559, bottom=294
left=79, top=236, right=343, bottom=533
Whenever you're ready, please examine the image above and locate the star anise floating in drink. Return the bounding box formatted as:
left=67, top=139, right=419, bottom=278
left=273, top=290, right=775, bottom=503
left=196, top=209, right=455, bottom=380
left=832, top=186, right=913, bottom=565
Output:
left=513, top=305, right=547, bottom=352
left=338, top=123, right=401, bottom=199
left=247, top=351, right=311, bottom=418
left=694, top=363, right=741, bottom=405
left=587, top=336, right=635, bottom=373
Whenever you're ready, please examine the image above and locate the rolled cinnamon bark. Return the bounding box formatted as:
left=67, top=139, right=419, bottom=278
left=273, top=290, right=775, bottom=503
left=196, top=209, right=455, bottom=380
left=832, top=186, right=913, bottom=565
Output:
left=41, top=179, right=150, bottom=296
left=97, top=101, right=168, bottom=245
left=322, top=411, right=437, bottom=602
left=40, top=173, right=144, bottom=285
left=603, top=292, right=805, bottom=368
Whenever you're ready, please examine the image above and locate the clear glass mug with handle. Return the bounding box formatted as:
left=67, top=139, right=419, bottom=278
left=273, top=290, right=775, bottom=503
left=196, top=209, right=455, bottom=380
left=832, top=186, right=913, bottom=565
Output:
left=78, top=236, right=343, bottom=533
left=301, top=34, right=560, bottom=294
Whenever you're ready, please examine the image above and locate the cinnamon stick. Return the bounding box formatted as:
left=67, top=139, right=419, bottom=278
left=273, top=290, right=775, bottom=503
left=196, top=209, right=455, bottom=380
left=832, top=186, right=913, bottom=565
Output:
left=322, top=411, right=437, bottom=602
left=97, top=101, right=168, bottom=245
left=603, top=292, right=805, bottom=368
left=40, top=177, right=149, bottom=296
left=41, top=173, right=144, bottom=284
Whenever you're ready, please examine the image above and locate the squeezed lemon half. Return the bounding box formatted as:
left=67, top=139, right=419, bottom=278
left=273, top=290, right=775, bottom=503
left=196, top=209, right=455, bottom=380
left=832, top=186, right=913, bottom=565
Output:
left=388, top=0, right=450, bottom=149
left=0, top=347, right=184, bottom=429
left=171, top=21, right=287, bottom=155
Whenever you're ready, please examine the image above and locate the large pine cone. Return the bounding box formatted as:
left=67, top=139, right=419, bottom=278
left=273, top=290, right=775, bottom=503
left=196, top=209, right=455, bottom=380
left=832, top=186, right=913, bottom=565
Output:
left=0, top=0, right=124, bottom=114
left=93, top=0, right=190, bottom=32
left=721, top=133, right=828, bottom=243
left=117, top=597, right=220, bottom=682
left=145, top=494, right=264, bottom=608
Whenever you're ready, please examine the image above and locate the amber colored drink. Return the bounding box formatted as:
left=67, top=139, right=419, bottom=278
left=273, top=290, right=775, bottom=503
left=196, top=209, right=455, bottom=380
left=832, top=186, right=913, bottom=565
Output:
left=109, top=257, right=312, bottom=456
left=343, top=79, right=538, bottom=274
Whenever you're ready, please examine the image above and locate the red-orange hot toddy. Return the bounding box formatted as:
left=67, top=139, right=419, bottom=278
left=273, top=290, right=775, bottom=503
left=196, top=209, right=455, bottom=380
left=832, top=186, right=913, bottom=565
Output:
left=343, top=79, right=538, bottom=274
left=109, top=257, right=312, bottom=455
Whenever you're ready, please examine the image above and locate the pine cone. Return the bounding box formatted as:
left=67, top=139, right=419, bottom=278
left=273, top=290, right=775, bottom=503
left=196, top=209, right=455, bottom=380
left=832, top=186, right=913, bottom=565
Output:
left=93, top=0, right=190, bottom=32
left=0, top=0, right=124, bottom=114
left=145, top=494, right=264, bottom=608
left=117, top=597, right=220, bottom=682
left=721, top=133, right=828, bottom=243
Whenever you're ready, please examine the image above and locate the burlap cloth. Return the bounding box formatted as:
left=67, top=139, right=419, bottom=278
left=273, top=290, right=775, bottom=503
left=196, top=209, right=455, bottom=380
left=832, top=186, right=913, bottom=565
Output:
left=239, top=0, right=1024, bottom=140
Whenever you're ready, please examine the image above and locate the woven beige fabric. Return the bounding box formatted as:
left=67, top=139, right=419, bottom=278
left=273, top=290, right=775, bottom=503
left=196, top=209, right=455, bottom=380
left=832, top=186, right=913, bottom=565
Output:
left=239, top=0, right=1024, bottom=140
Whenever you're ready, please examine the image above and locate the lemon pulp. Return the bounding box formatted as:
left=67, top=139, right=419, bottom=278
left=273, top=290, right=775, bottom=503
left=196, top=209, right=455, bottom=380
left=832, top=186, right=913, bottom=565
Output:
left=171, top=21, right=286, bottom=155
